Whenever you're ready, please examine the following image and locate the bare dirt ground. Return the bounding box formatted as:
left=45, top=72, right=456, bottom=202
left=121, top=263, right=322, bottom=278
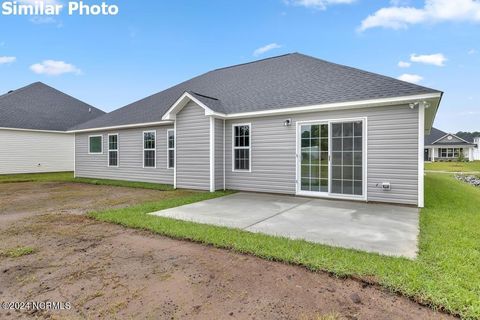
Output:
left=0, top=182, right=454, bottom=319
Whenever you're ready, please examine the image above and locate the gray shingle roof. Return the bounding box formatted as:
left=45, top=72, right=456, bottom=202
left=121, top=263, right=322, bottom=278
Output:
left=0, top=82, right=105, bottom=131
left=72, top=53, right=441, bottom=130
left=425, top=127, right=475, bottom=146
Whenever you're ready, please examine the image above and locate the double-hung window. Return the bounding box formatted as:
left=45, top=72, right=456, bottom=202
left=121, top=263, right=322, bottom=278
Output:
left=167, top=129, right=175, bottom=169
left=233, top=124, right=251, bottom=171
left=108, top=134, right=118, bottom=167
left=143, top=131, right=156, bottom=168
left=88, top=135, right=102, bottom=154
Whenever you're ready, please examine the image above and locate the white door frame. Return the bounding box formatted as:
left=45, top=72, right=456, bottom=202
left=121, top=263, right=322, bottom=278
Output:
left=295, top=117, right=368, bottom=202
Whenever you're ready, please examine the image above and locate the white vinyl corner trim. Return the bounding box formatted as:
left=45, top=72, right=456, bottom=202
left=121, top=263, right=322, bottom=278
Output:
left=418, top=103, right=425, bottom=208
left=209, top=117, right=215, bottom=192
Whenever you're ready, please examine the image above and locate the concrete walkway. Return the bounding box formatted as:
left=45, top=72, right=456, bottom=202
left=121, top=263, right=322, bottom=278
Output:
left=150, top=193, right=419, bottom=258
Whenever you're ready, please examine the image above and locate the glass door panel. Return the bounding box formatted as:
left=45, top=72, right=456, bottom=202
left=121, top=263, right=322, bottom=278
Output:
left=330, top=121, right=363, bottom=196
left=300, top=124, right=328, bottom=192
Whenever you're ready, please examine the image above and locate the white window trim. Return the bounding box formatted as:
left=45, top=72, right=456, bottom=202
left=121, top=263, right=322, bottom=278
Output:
left=88, top=134, right=103, bottom=154
left=143, top=130, right=156, bottom=169
left=108, top=133, right=119, bottom=168
left=232, top=123, right=252, bottom=172
left=167, top=129, right=175, bottom=169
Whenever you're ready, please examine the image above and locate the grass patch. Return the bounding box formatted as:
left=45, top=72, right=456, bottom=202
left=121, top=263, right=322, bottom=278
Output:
left=72, top=177, right=173, bottom=191
left=0, top=172, right=173, bottom=191
left=0, top=171, right=74, bottom=183
left=89, top=174, right=480, bottom=319
left=1, top=246, right=36, bottom=258
left=425, top=160, right=480, bottom=172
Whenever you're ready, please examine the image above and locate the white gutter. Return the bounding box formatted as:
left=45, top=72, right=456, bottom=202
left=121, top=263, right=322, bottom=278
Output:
left=0, top=127, right=71, bottom=134
left=222, top=93, right=442, bottom=119
left=68, top=121, right=174, bottom=133
left=67, top=92, right=442, bottom=133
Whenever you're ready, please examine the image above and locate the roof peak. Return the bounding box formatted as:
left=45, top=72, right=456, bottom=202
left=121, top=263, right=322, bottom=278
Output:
left=212, top=52, right=297, bottom=72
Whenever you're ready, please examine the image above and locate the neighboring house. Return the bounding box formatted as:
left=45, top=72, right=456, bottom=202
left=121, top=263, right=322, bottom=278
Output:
left=0, top=82, right=105, bottom=174
left=71, top=53, right=443, bottom=207
left=424, top=127, right=479, bottom=162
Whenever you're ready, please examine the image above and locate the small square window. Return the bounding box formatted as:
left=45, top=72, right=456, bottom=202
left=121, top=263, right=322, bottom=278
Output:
left=89, top=136, right=102, bottom=154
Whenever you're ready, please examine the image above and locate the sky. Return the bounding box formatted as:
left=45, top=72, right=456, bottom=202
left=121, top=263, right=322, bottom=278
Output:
left=0, top=0, right=479, bottom=132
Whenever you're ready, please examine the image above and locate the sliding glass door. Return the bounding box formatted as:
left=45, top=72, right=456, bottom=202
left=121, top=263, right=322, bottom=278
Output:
left=298, top=119, right=364, bottom=198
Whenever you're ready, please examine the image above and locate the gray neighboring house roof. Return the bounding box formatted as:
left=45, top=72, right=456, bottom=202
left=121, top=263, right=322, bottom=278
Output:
left=72, top=53, right=442, bottom=130
left=0, top=82, right=105, bottom=131
left=425, top=127, right=475, bottom=146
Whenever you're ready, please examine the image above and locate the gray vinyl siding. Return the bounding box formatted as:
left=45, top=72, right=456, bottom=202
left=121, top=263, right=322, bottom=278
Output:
left=75, top=125, right=174, bottom=184
left=225, top=104, right=419, bottom=205
left=176, top=101, right=210, bottom=190
left=215, top=118, right=224, bottom=190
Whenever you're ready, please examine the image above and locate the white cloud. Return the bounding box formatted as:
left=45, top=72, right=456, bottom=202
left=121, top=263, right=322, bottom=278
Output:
left=30, top=60, right=81, bottom=76
left=398, top=61, right=411, bottom=68
left=359, top=0, right=480, bottom=31
left=468, top=49, right=477, bottom=55
left=0, top=56, right=16, bottom=64
left=253, top=43, right=282, bottom=57
left=410, top=53, right=447, bottom=66
left=284, top=0, right=355, bottom=10
left=397, top=73, right=423, bottom=83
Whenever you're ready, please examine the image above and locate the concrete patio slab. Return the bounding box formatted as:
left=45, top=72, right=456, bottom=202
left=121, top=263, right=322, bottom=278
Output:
left=149, top=192, right=419, bottom=258
left=150, top=192, right=311, bottom=229
left=246, top=199, right=419, bottom=258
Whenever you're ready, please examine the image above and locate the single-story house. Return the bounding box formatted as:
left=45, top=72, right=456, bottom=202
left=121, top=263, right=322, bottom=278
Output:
left=0, top=82, right=105, bottom=174
left=71, top=53, right=443, bottom=207
left=424, top=127, right=480, bottom=162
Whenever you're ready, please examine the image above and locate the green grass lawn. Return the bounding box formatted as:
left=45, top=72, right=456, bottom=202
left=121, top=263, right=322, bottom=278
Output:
left=0, top=171, right=173, bottom=191
left=425, top=160, right=480, bottom=172
left=89, top=174, right=480, bottom=319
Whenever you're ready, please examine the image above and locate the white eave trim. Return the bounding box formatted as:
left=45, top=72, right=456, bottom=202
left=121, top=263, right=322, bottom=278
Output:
left=69, top=92, right=442, bottom=133
left=68, top=121, right=174, bottom=133
left=425, top=144, right=476, bottom=148
left=0, top=126, right=71, bottom=134
left=223, top=93, right=442, bottom=119
left=162, top=92, right=226, bottom=120
left=162, top=92, right=441, bottom=121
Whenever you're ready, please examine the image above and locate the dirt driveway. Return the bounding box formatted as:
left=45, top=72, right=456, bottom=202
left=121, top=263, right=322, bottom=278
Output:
left=0, top=182, right=453, bottom=319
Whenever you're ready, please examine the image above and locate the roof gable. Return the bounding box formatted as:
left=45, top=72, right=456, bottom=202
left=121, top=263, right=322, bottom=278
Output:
left=162, top=91, right=226, bottom=120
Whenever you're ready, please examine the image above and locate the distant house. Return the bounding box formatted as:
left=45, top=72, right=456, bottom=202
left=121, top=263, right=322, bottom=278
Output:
left=70, top=53, right=443, bottom=207
left=424, top=127, right=479, bottom=162
left=0, top=82, right=104, bottom=174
